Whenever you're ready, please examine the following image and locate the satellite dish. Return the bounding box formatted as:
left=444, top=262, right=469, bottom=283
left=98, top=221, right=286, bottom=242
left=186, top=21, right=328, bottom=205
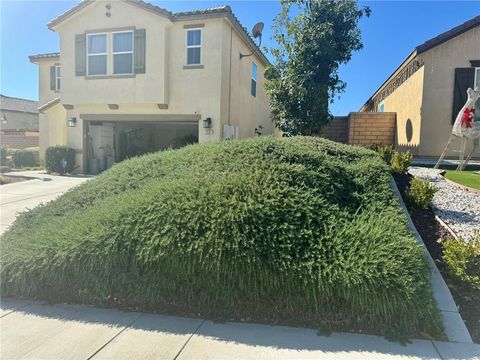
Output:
left=239, top=21, right=264, bottom=59
left=252, top=22, right=264, bottom=39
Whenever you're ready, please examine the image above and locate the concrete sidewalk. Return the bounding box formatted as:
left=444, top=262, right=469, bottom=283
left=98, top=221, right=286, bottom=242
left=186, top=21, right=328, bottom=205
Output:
left=0, top=170, right=90, bottom=234
left=1, top=299, right=478, bottom=360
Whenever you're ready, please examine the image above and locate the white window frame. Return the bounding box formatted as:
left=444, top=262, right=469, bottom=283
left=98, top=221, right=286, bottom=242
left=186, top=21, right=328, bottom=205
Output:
left=251, top=62, right=257, bottom=97
left=475, top=68, right=480, bottom=121
left=475, top=67, right=480, bottom=90
left=185, top=28, right=202, bottom=65
left=55, top=65, right=61, bottom=91
left=86, top=32, right=108, bottom=76
left=112, top=30, right=134, bottom=75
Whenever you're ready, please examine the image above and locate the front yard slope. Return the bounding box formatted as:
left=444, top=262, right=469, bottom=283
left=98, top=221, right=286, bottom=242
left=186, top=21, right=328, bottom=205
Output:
left=1, top=137, right=442, bottom=338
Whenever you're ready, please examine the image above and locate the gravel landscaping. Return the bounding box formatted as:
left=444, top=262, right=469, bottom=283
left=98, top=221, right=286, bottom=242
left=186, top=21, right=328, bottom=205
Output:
left=408, top=167, right=480, bottom=240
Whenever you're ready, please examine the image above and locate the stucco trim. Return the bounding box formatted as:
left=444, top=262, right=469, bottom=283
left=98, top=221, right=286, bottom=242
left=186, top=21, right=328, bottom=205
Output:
left=184, top=23, right=205, bottom=29
left=38, top=97, right=61, bottom=113
left=84, top=25, right=136, bottom=34
left=85, top=74, right=136, bottom=80
left=80, top=114, right=201, bottom=122
left=48, top=0, right=173, bottom=30
left=183, top=65, right=204, bottom=70
left=29, top=52, right=60, bottom=63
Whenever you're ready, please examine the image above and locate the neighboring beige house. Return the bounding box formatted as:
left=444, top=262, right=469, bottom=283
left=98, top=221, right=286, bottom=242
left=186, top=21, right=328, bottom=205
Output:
left=30, top=0, right=272, bottom=174
left=360, top=16, right=480, bottom=158
left=0, top=95, right=39, bottom=149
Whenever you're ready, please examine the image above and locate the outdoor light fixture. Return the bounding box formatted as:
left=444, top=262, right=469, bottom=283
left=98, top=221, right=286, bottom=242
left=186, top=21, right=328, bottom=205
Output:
left=203, top=117, right=212, bottom=129
left=240, top=22, right=264, bottom=59
left=1, top=114, right=7, bottom=125
left=67, top=117, right=77, bottom=127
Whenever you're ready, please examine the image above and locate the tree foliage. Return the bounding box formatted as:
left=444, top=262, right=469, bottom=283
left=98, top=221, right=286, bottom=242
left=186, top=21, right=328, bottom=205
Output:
left=266, top=0, right=370, bottom=135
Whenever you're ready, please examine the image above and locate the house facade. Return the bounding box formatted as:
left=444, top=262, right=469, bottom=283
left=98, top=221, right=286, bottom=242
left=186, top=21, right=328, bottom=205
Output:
left=360, top=16, right=480, bottom=158
left=0, top=95, right=39, bottom=149
left=31, top=0, right=273, bottom=174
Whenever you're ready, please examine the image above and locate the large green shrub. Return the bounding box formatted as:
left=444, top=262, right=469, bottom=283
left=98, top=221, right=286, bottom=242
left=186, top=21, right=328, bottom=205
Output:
left=391, top=151, right=412, bottom=174
left=45, top=145, right=75, bottom=174
left=0, top=137, right=442, bottom=338
left=443, top=234, right=480, bottom=288
left=11, top=147, right=39, bottom=168
left=406, top=178, right=438, bottom=209
left=370, top=144, right=395, bottom=165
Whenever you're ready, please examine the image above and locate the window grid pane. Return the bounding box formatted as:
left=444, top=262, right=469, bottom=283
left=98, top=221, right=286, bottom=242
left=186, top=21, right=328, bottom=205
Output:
left=187, top=30, right=201, bottom=46
left=251, top=79, right=256, bottom=97
left=252, top=63, right=257, bottom=81
left=113, top=53, right=133, bottom=74
left=88, top=55, right=107, bottom=75
left=187, top=47, right=201, bottom=65
left=88, top=34, right=107, bottom=54
left=113, top=32, right=133, bottom=53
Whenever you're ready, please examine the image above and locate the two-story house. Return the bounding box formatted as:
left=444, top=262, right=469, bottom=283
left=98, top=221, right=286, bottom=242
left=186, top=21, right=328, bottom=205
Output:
left=30, top=0, right=273, bottom=174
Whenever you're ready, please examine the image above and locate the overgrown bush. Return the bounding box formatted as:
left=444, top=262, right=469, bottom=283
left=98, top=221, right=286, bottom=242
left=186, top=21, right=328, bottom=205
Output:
left=391, top=151, right=412, bottom=174
left=406, top=178, right=438, bottom=209
left=45, top=145, right=75, bottom=174
left=443, top=233, right=480, bottom=288
left=0, top=137, right=443, bottom=338
left=11, top=147, right=39, bottom=168
left=370, top=144, right=395, bottom=165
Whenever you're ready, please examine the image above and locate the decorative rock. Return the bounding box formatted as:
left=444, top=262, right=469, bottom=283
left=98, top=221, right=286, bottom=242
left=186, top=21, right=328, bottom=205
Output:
left=408, top=167, right=480, bottom=241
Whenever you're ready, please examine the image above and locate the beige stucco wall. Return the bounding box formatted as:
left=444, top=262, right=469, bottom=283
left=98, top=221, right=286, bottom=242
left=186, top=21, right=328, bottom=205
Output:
left=220, top=20, right=273, bottom=139
left=37, top=59, right=60, bottom=106
left=57, top=0, right=169, bottom=105
left=34, top=58, right=60, bottom=159
left=45, top=105, right=67, bottom=147
left=380, top=65, right=424, bottom=154
left=36, top=0, right=272, bottom=172
left=419, top=26, right=480, bottom=157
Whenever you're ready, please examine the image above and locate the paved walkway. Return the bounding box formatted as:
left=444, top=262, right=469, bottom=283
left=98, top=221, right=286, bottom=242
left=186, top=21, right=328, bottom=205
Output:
left=0, top=170, right=90, bottom=234
left=1, top=299, right=479, bottom=360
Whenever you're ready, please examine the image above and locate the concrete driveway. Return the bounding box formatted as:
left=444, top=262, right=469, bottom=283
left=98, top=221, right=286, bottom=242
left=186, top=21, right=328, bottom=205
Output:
left=0, top=171, right=90, bottom=234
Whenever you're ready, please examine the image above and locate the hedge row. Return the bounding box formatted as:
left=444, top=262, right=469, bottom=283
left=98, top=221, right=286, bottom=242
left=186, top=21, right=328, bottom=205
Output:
left=0, top=137, right=443, bottom=339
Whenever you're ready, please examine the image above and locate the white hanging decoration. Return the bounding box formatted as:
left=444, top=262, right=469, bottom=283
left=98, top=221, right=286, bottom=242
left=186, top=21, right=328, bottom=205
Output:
left=435, top=87, right=480, bottom=170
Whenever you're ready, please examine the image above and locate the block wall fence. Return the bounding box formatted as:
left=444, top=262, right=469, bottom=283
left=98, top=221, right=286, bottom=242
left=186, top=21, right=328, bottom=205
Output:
left=320, top=112, right=396, bottom=147
left=0, top=132, right=39, bottom=149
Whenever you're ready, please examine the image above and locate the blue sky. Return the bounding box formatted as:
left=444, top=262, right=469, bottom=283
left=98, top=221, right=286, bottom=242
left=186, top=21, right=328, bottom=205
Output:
left=1, top=0, right=479, bottom=115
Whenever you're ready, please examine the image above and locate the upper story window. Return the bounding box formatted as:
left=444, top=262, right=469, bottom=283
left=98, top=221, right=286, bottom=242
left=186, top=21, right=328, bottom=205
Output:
left=112, top=31, right=133, bottom=75
left=87, top=33, right=107, bottom=76
left=251, top=62, right=257, bottom=97
left=55, top=65, right=61, bottom=91
left=378, top=103, right=384, bottom=112
left=186, top=29, right=202, bottom=65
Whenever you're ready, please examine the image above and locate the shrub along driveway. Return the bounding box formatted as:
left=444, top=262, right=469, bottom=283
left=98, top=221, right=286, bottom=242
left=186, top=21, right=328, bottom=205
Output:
left=0, top=171, right=90, bottom=234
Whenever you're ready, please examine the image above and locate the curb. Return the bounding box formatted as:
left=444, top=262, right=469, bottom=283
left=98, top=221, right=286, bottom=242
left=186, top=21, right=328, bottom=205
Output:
left=390, top=177, right=473, bottom=344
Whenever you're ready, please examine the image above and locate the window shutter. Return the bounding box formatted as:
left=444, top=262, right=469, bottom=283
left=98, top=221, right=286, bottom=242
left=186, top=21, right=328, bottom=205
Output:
left=452, top=67, right=475, bottom=124
left=134, top=29, right=146, bottom=74
left=50, top=66, right=56, bottom=90
left=75, top=34, right=86, bottom=76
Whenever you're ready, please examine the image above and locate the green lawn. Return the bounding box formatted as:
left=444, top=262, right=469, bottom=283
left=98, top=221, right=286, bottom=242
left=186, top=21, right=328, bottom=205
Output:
left=444, top=170, right=480, bottom=190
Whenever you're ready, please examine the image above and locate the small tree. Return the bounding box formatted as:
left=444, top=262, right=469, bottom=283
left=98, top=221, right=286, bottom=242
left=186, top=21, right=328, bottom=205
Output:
left=266, top=0, right=370, bottom=136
